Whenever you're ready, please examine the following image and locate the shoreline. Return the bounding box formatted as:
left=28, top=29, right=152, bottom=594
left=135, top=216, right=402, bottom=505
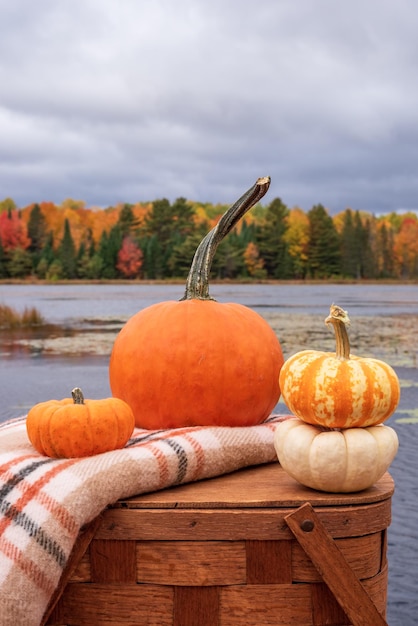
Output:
left=1, top=277, right=418, bottom=286
left=3, top=311, right=417, bottom=369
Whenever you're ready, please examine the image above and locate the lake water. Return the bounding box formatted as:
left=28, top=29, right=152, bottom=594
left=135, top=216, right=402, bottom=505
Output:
left=1, top=281, right=417, bottom=421
left=2, top=281, right=418, bottom=321
left=1, top=282, right=418, bottom=624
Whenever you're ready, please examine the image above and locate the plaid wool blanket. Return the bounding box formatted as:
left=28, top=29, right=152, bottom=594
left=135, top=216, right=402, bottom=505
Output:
left=0, top=413, right=289, bottom=626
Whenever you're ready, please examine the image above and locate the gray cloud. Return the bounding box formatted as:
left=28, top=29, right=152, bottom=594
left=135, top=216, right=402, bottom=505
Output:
left=1, top=0, right=418, bottom=213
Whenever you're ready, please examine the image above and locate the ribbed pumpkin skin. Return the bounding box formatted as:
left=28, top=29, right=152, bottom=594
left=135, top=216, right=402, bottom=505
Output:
left=274, top=417, right=399, bottom=492
left=26, top=396, right=135, bottom=458
left=109, top=299, right=284, bottom=429
left=279, top=349, right=400, bottom=428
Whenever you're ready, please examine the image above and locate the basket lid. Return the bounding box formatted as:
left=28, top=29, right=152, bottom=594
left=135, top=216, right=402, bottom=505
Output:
left=112, top=462, right=394, bottom=510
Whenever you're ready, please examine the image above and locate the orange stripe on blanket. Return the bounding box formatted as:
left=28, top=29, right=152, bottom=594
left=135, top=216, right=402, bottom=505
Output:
left=1, top=468, right=79, bottom=536
left=0, top=536, right=56, bottom=596
left=129, top=425, right=209, bottom=448
left=180, top=433, right=206, bottom=481
left=32, top=490, right=79, bottom=536
left=0, top=458, right=78, bottom=537
left=146, top=444, right=170, bottom=489
left=0, top=453, right=40, bottom=475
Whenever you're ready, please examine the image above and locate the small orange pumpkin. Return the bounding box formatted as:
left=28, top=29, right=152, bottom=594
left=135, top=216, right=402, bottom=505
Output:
left=279, top=304, right=400, bottom=429
left=109, top=177, right=284, bottom=429
left=26, top=388, right=135, bottom=458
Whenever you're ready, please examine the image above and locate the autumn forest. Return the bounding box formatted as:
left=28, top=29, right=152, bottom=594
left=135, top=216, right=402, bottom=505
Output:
left=0, top=195, right=417, bottom=281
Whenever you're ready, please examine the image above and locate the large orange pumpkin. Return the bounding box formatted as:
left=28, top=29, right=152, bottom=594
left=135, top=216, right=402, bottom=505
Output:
left=109, top=177, right=284, bottom=429
left=279, top=304, right=400, bottom=429
left=26, top=387, right=135, bottom=458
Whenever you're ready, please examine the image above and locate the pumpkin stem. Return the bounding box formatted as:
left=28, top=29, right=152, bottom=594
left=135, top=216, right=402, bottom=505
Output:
left=181, top=176, right=271, bottom=300
left=71, top=387, right=85, bottom=404
left=325, top=304, right=351, bottom=360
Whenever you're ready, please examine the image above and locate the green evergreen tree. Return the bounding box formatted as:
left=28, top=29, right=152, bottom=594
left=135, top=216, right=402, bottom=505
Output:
left=378, top=223, right=395, bottom=278
left=8, top=248, right=33, bottom=278
left=36, top=257, right=49, bottom=279
left=341, top=210, right=360, bottom=277
left=211, top=238, right=245, bottom=279
left=27, top=204, right=47, bottom=253
left=76, top=242, right=89, bottom=278
left=98, top=226, right=123, bottom=279
left=143, top=197, right=197, bottom=277
left=256, top=198, right=292, bottom=278
left=46, top=259, right=63, bottom=281
left=139, top=234, right=162, bottom=279
left=58, top=219, right=77, bottom=278
left=171, top=197, right=195, bottom=236
left=40, top=231, right=55, bottom=264
left=143, top=199, right=172, bottom=277
left=239, top=220, right=257, bottom=247
left=307, top=204, right=341, bottom=278
left=98, top=231, right=109, bottom=276
left=86, top=254, right=104, bottom=279
left=117, top=204, right=140, bottom=237
left=354, top=213, right=376, bottom=278
left=167, top=232, right=202, bottom=278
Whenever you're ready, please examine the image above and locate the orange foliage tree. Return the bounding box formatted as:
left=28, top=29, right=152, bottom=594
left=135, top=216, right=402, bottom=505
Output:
left=283, top=207, right=310, bottom=278
left=243, top=242, right=266, bottom=278
left=393, top=216, right=418, bottom=278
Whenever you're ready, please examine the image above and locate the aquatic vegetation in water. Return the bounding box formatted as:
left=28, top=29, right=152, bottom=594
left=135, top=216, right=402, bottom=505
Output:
left=0, top=304, right=45, bottom=329
left=395, top=409, right=418, bottom=424
left=398, top=378, right=418, bottom=389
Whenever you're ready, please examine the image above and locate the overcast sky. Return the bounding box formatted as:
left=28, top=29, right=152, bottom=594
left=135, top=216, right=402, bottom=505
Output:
left=1, top=0, right=418, bottom=215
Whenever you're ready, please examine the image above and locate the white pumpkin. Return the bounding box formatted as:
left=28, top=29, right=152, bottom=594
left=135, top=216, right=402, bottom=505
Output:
left=274, top=417, right=399, bottom=493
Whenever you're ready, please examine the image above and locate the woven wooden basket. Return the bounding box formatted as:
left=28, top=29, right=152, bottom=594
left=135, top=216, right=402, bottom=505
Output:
left=44, top=463, right=392, bottom=626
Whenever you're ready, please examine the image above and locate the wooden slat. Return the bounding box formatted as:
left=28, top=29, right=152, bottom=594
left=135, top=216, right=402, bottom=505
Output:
left=90, top=539, right=137, bottom=583
left=69, top=551, right=91, bottom=582
left=381, top=528, right=388, bottom=569
left=312, top=567, right=388, bottom=624
left=96, top=498, right=391, bottom=541
left=52, top=583, right=174, bottom=626
left=173, top=586, right=219, bottom=626
left=98, top=509, right=292, bottom=540
left=220, top=584, right=313, bottom=626
left=285, top=503, right=387, bottom=626
left=246, top=540, right=292, bottom=584
left=136, top=540, right=246, bottom=585
left=42, top=515, right=102, bottom=626
left=117, top=463, right=394, bottom=509
left=311, top=583, right=349, bottom=625
left=292, top=532, right=382, bottom=582
left=362, top=563, right=388, bottom=616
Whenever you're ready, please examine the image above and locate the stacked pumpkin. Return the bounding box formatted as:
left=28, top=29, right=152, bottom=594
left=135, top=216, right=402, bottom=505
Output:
left=274, top=304, right=400, bottom=493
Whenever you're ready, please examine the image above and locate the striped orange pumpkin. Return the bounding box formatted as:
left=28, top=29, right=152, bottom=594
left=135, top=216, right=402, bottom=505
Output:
left=279, top=305, right=400, bottom=429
